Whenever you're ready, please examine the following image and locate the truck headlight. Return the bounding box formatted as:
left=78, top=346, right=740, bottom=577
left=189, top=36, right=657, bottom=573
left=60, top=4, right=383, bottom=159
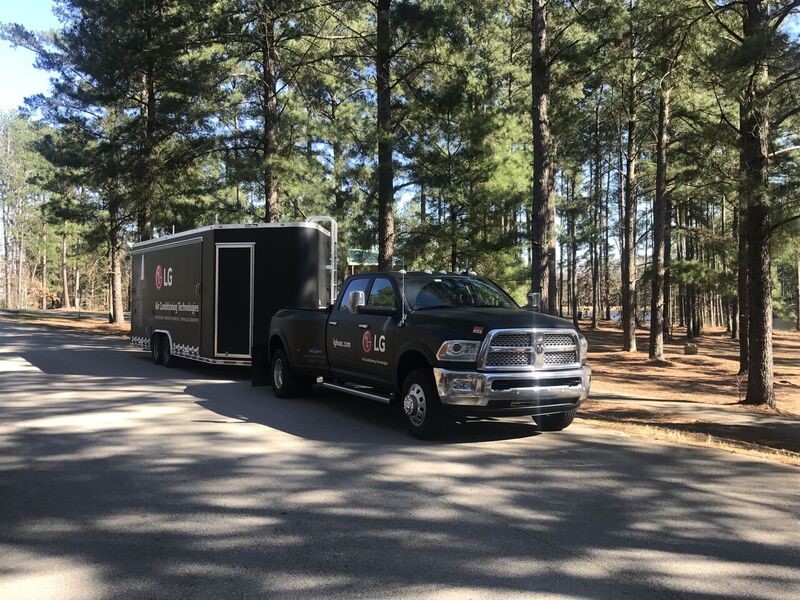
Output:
left=436, top=340, right=481, bottom=362
left=578, top=334, right=588, bottom=365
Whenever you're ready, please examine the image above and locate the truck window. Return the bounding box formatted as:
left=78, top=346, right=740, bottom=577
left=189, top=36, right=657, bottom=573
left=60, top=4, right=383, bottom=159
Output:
left=338, top=278, right=370, bottom=313
left=404, top=276, right=517, bottom=310
left=367, top=278, right=395, bottom=308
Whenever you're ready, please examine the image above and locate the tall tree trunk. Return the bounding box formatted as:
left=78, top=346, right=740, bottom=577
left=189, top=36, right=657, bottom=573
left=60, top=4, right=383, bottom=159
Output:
left=449, top=203, right=458, bottom=272
left=737, top=193, right=749, bottom=369
left=739, top=0, right=774, bottom=407
left=61, top=231, right=72, bottom=310
left=591, top=105, right=601, bottom=329
left=547, top=201, right=558, bottom=314
left=604, top=152, right=612, bottom=321
left=74, top=265, right=81, bottom=310
left=41, top=230, right=47, bottom=310
left=558, top=239, right=564, bottom=317
left=649, top=84, right=669, bottom=360
left=262, top=3, right=280, bottom=222
left=17, top=231, right=24, bottom=308
left=109, top=237, right=125, bottom=326
left=376, top=0, right=394, bottom=270
left=622, top=48, right=638, bottom=352
left=795, top=250, right=800, bottom=332
left=531, top=0, right=552, bottom=307
left=138, top=7, right=156, bottom=241
left=2, top=200, right=9, bottom=309
left=570, top=208, right=578, bottom=329
left=663, top=171, right=672, bottom=338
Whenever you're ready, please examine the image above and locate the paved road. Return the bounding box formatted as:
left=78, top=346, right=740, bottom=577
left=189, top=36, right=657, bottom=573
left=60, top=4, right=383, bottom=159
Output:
left=1, top=320, right=799, bottom=599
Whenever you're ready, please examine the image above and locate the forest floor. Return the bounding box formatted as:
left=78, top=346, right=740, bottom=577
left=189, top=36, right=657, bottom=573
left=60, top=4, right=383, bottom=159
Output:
left=581, top=321, right=800, bottom=465
left=0, top=308, right=130, bottom=337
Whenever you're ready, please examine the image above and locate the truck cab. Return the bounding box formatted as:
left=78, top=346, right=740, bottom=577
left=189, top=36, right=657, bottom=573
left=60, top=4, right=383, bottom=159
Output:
left=269, top=271, right=591, bottom=438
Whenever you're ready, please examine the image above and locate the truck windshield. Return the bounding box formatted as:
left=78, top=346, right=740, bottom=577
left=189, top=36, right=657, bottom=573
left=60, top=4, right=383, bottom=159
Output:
left=404, top=276, right=518, bottom=310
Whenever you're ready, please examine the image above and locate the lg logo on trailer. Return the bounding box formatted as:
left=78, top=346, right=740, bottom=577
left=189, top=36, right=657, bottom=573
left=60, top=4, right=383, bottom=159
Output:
left=155, top=265, right=173, bottom=290
left=361, top=330, right=386, bottom=353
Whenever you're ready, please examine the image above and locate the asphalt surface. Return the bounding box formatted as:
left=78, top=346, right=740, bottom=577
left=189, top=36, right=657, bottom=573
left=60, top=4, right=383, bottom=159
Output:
left=1, top=320, right=799, bottom=600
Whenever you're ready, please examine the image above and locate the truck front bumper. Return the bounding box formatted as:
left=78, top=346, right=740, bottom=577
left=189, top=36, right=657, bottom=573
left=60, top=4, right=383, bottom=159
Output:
left=432, top=366, right=591, bottom=417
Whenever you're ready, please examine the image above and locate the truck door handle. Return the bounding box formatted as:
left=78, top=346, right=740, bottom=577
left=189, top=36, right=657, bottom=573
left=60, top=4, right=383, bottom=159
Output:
left=358, top=323, right=369, bottom=329
left=328, top=321, right=338, bottom=326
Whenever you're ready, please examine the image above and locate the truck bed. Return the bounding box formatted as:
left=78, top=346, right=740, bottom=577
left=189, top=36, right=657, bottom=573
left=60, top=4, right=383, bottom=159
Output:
left=272, top=308, right=330, bottom=373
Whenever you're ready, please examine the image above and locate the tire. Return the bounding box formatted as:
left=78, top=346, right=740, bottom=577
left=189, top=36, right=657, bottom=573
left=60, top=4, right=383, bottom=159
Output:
left=400, top=368, right=444, bottom=439
left=151, top=334, right=164, bottom=365
left=271, top=348, right=313, bottom=398
left=533, top=409, right=576, bottom=432
left=161, top=335, right=175, bottom=367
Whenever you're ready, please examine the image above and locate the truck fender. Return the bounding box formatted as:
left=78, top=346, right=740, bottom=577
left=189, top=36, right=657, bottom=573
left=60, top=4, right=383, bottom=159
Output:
left=268, top=331, right=292, bottom=366
left=395, top=343, right=437, bottom=391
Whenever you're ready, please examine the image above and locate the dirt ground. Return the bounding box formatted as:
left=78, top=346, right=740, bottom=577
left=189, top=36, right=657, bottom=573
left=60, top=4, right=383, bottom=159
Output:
left=582, top=322, right=800, bottom=416
left=0, top=309, right=130, bottom=337
left=580, top=321, right=800, bottom=462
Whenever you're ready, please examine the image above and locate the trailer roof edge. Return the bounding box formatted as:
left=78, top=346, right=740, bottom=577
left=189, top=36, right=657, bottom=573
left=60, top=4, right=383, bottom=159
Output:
left=130, top=221, right=331, bottom=250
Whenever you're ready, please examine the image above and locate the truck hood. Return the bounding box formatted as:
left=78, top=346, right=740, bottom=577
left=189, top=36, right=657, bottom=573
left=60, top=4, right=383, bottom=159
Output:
left=407, top=307, right=576, bottom=334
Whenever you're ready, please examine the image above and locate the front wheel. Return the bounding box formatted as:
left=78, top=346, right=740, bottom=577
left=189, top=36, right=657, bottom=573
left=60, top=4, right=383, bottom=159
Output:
left=271, top=348, right=313, bottom=398
left=533, top=409, right=576, bottom=432
left=400, top=369, right=445, bottom=439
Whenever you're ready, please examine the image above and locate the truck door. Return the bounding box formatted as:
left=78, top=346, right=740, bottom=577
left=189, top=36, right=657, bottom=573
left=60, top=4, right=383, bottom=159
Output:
left=326, top=276, right=371, bottom=378
left=351, top=277, right=399, bottom=385
left=215, top=243, right=254, bottom=358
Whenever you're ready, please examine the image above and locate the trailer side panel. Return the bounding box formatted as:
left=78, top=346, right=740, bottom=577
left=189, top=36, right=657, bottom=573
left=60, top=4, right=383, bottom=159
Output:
left=131, top=237, right=203, bottom=355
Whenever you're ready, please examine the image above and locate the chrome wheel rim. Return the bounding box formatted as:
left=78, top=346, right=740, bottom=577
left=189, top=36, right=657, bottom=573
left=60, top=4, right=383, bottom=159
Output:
left=403, top=383, right=426, bottom=427
left=273, top=357, right=285, bottom=389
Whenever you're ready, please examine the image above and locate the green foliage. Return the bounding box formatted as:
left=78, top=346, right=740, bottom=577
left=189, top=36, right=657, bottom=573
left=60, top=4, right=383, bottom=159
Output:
left=0, top=0, right=798, bottom=324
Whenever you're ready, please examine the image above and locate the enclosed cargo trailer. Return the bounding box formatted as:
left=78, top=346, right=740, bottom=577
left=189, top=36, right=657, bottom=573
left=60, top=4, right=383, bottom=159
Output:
left=130, top=218, right=336, bottom=369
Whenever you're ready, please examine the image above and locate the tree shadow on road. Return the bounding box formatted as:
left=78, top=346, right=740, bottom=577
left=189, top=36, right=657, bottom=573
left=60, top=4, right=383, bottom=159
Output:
left=187, top=381, right=542, bottom=445
left=3, top=320, right=800, bottom=598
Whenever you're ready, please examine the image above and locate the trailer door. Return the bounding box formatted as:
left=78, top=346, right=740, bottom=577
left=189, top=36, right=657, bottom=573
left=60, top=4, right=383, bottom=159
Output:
left=215, top=243, right=254, bottom=358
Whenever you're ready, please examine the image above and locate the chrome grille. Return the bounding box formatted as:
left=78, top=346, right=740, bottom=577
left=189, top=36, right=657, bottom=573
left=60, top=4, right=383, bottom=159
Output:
left=491, top=333, right=533, bottom=347
left=486, top=351, right=532, bottom=367
left=544, top=351, right=578, bottom=365
left=543, top=333, right=574, bottom=347
left=481, top=329, right=579, bottom=370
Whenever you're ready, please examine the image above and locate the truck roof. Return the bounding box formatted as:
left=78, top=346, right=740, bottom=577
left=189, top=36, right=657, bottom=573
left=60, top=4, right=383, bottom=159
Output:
left=351, top=270, right=480, bottom=279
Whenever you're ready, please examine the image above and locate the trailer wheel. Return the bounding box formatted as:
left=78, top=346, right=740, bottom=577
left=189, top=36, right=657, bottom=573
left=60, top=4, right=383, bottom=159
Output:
left=151, top=334, right=164, bottom=365
left=161, top=336, right=175, bottom=368
left=400, top=369, right=444, bottom=439
left=533, top=410, right=576, bottom=432
left=271, top=348, right=312, bottom=398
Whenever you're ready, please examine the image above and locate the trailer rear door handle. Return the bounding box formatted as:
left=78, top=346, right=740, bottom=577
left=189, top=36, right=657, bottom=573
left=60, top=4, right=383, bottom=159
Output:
left=358, top=323, right=369, bottom=329
left=328, top=321, right=338, bottom=326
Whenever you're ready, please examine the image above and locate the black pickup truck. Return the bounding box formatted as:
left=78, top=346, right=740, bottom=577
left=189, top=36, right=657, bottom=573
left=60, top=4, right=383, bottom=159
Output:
left=268, top=271, right=591, bottom=438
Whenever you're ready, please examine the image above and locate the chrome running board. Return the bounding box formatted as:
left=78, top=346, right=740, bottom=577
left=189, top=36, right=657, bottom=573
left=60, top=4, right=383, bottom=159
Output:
left=321, top=382, right=392, bottom=405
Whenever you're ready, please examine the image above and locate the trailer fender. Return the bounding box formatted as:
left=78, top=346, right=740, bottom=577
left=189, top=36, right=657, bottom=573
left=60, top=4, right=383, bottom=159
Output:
left=153, top=329, right=173, bottom=354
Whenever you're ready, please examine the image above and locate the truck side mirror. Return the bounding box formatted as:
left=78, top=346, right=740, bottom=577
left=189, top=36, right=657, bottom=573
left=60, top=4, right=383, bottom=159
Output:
left=527, top=292, right=541, bottom=312
left=348, top=290, right=366, bottom=313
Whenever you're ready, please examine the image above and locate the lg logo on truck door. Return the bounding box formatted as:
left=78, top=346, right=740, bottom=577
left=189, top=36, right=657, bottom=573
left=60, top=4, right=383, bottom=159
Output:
left=362, top=330, right=386, bottom=353
left=155, top=265, right=173, bottom=290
